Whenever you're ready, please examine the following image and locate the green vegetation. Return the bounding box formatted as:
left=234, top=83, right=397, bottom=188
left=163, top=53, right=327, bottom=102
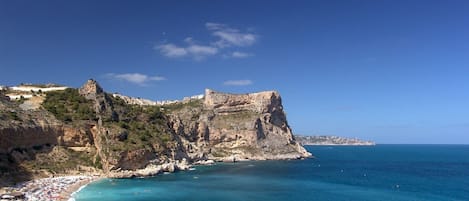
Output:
left=160, top=99, right=203, bottom=112
left=40, top=89, right=193, bottom=165
left=42, top=88, right=96, bottom=123
left=22, top=146, right=100, bottom=173
left=7, top=111, right=21, bottom=121
left=101, top=95, right=173, bottom=153
left=17, top=96, right=25, bottom=104
left=0, top=110, right=22, bottom=122
left=40, top=89, right=178, bottom=160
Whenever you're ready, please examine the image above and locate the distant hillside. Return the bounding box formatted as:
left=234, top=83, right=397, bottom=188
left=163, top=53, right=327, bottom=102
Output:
left=294, top=135, right=375, bottom=145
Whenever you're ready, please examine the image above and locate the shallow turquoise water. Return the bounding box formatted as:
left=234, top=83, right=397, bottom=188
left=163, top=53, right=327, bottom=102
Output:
left=74, top=145, right=469, bottom=201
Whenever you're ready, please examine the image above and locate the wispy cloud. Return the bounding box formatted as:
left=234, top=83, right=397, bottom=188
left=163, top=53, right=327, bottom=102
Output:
left=156, top=23, right=257, bottom=60
left=106, top=73, right=166, bottom=86
left=206, top=22, right=258, bottom=48
left=155, top=42, right=218, bottom=60
left=223, top=79, right=253, bottom=86
left=230, top=51, right=253, bottom=58
left=186, top=44, right=218, bottom=60
left=156, top=44, right=187, bottom=58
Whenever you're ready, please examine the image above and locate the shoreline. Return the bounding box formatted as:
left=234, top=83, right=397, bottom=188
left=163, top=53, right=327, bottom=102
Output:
left=60, top=176, right=101, bottom=201
left=0, top=159, right=196, bottom=200
left=0, top=175, right=101, bottom=201
left=1, top=157, right=310, bottom=200
left=65, top=157, right=309, bottom=200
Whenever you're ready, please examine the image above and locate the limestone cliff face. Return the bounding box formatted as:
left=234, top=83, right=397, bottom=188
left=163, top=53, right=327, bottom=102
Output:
left=0, top=99, right=92, bottom=155
left=0, top=97, right=100, bottom=184
left=0, top=126, right=92, bottom=154
left=168, top=89, right=311, bottom=161
left=77, top=80, right=186, bottom=172
left=204, top=89, right=282, bottom=114
left=0, top=80, right=310, bottom=182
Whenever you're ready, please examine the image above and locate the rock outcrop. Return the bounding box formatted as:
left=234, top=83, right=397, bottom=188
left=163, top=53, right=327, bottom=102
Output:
left=79, top=79, right=103, bottom=100
left=0, top=79, right=311, bottom=184
left=0, top=95, right=100, bottom=185
left=168, top=89, right=311, bottom=161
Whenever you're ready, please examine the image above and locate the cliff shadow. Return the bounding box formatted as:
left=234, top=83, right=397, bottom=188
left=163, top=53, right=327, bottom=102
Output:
left=0, top=152, right=34, bottom=188
left=0, top=127, right=62, bottom=188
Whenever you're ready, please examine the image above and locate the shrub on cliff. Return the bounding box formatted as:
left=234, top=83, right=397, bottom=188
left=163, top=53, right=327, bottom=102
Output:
left=42, top=88, right=96, bottom=123
left=99, top=95, right=173, bottom=154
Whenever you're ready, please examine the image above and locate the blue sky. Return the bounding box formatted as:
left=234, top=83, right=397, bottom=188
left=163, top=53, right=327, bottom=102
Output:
left=1, top=0, right=469, bottom=144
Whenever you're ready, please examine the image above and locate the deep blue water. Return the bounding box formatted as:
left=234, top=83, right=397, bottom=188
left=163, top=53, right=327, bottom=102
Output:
left=74, top=145, right=469, bottom=201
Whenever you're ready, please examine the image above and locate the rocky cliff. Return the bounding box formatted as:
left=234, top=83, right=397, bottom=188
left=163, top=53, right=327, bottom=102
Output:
left=0, top=79, right=310, bottom=184
left=169, top=89, right=311, bottom=161
left=0, top=92, right=99, bottom=185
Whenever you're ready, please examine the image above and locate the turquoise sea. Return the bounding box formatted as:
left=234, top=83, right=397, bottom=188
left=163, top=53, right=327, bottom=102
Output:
left=73, top=145, right=469, bottom=201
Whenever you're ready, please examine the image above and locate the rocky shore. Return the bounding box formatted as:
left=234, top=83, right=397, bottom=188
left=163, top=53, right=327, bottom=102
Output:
left=107, top=159, right=191, bottom=178
left=0, top=155, right=308, bottom=201
left=0, top=159, right=216, bottom=200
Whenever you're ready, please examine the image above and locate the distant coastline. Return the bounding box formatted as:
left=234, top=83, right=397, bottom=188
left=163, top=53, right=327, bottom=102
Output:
left=294, top=135, right=375, bottom=146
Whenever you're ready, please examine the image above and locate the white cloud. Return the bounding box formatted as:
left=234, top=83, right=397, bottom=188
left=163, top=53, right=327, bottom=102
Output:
left=156, top=23, right=257, bottom=60
left=155, top=43, right=218, bottom=60
left=223, top=79, right=253, bottom=86
left=205, top=22, right=226, bottom=30
left=184, top=37, right=195, bottom=44
left=206, top=22, right=257, bottom=48
left=187, top=45, right=218, bottom=56
left=231, top=51, right=253, bottom=58
left=106, top=73, right=166, bottom=86
left=155, top=44, right=187, bottom=58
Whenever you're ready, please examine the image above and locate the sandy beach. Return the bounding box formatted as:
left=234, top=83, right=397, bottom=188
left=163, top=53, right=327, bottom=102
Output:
left=0, top=175, right=101, bottom=201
